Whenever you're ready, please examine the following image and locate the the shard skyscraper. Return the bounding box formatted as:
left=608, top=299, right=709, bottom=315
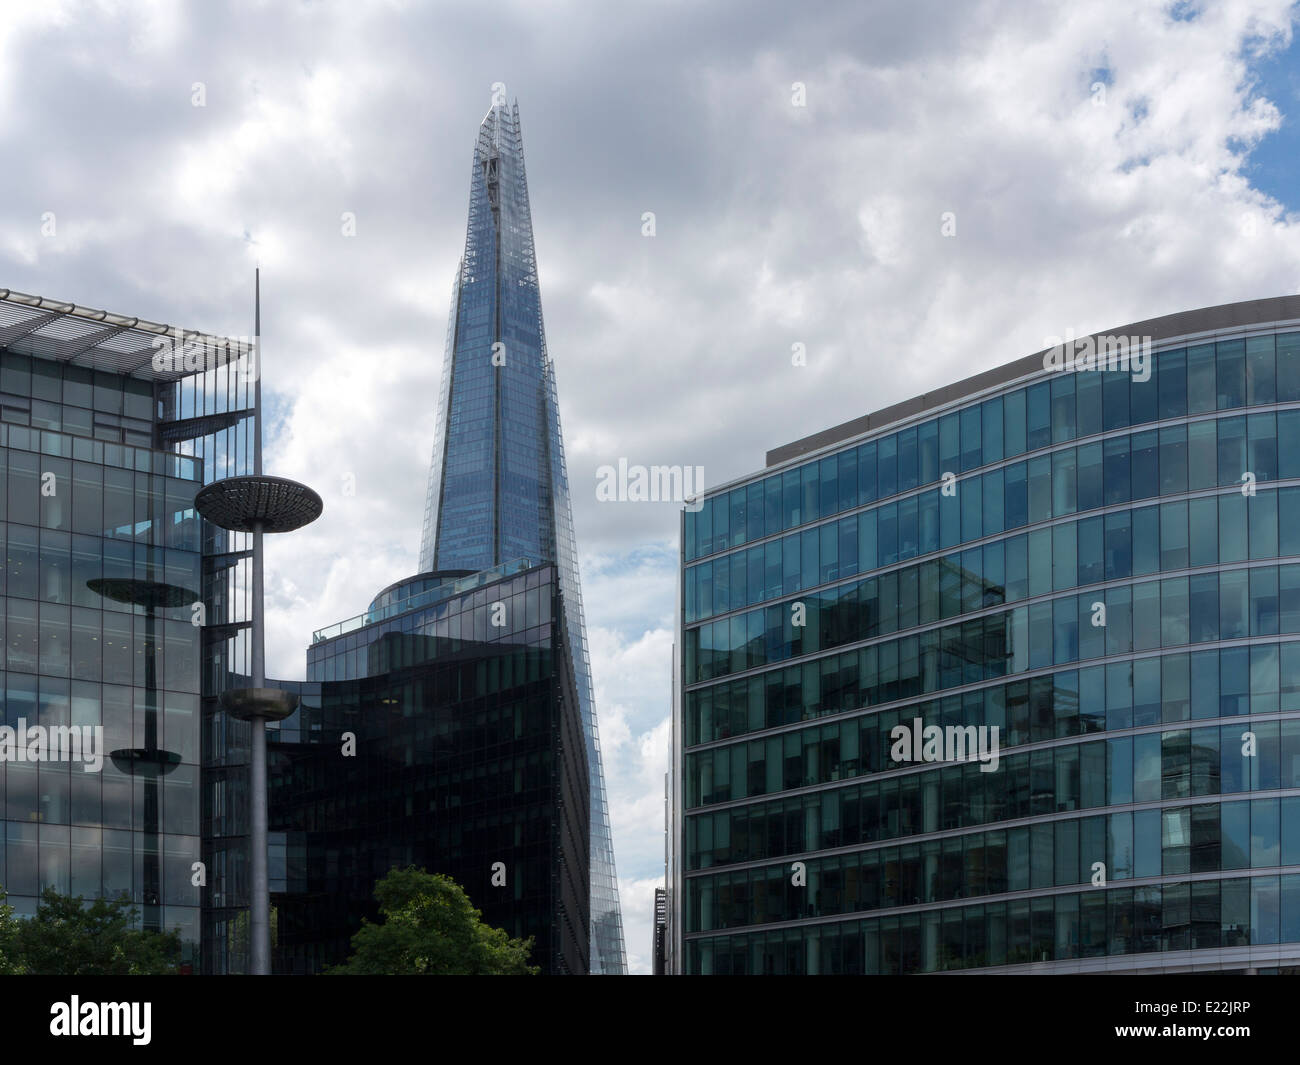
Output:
left=419, top=100, right=627, bottom=973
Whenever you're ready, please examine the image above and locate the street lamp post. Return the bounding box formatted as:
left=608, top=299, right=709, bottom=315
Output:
left=192, top=270, right=322, bottom=975
left=195, top=474, right=322, bottom=974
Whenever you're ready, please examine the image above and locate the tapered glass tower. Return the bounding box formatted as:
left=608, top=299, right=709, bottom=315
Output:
left=420, top=100, right=627, bottom=973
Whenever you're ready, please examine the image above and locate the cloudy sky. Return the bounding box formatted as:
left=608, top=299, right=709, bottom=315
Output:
left=2, top=0, right=1299, bottom=974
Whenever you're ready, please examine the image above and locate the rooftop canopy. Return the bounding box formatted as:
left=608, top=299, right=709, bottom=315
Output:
left=0, top=287, right=253, bottom=383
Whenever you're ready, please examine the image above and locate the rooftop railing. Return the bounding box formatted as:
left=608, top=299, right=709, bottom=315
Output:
left=310, top=557, right=534, bottom=644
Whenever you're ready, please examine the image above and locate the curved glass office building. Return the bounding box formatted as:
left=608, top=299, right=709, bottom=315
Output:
left=671, top=295, right=1300, bottom=974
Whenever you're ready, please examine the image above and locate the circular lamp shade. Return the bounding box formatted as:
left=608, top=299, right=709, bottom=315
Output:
left=87, top=578, right=197, bottom=610
left=220, top=687, right=300, bottom=722
left=110, top=747, right=183, bottom=777
left=195, top=475, right=323, bottom=534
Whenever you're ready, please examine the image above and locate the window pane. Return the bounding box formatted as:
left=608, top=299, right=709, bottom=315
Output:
left=1003, top=390, right=1026, bottom=457
left=1103, top=436, right=1130, bottom=504
left=1103, top=369, right=1130, bottom=431
left=1077, top=442, right=1102, bottom=512
left=1246, top=335, right=1276, bottom=404
left=877, top=436, right=897, bottom=500
left=1186, top=342, right=1217, bottom=412
left=1052, top=449, right=1076, bottom=517
left=1248, top=412, right=1277, bottom=482
left=1076, top=372, right=1102, bottom=437
left=1160, top=500, right=1188, bottom=570
left=1217, top=339, right=1246, bottom=409
left=1050, top=374, right=1075, bottom=444
left=1218, top=416, right=1247, bottom=488
left=897, top=427, right=918, bottom=493
left=1158, top=425, right=1187, bottom=495
left=1158, top=349, right=1187, bottom=418
left=960, top=407, right=981, bottom=472
left=981, top=398, right=1003, bottom=465
left=1026, top=382, right=1051, bottom=451
left=1187, top=419, right=1217, bottom=491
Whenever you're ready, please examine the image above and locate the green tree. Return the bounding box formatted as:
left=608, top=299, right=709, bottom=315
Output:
left=0, top=886, right=181, bottom=975
left=226, top=904, right=279, bottom=974
left=0, top=892, right=19, bottom=975
left=329, top=867, right=538, bottom=975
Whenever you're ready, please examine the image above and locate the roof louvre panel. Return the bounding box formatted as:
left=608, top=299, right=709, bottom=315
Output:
left=0, top=288, right=252, bottom=381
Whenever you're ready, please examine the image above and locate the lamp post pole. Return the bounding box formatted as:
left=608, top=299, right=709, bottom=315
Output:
left=248, top=511, right=269, bottom=975
left=248, top=269, right=269, bottom=976
left=194, top=272, right=322, bottom=975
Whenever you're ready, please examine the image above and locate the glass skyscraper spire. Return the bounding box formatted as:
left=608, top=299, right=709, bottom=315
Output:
left=420, top=100, right=627, bottom=973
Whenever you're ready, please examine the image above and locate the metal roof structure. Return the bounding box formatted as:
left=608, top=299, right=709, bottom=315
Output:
left=0, top=287, right=253, bottom=382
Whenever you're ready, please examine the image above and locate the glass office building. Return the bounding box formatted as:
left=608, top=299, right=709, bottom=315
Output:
left=672, top=295, right=1300, bottom=973
left=0, top=290, right=257, bottom=972
left=419, top=100, right=625, bottom=972
left=265, top=561, right=590, bottom=975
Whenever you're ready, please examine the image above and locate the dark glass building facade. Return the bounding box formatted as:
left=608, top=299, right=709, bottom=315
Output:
left=0, top=290, right=258, bottom=972
left=265, top=561, right=590, bottom=974
left=419, top=100, right=625, bottom=972
left=671, top=295, right=1300, bottom=973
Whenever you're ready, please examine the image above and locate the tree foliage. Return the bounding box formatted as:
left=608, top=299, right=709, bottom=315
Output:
left=329, top=867, right=538, bottom=975
left=0, top=886, right=181, bottom=975
left=0, top=893, right=19, bottom=975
